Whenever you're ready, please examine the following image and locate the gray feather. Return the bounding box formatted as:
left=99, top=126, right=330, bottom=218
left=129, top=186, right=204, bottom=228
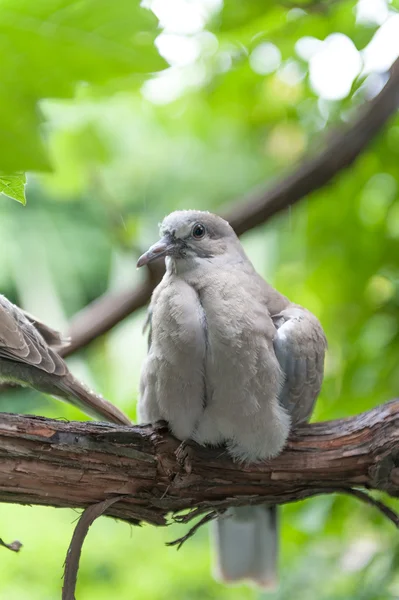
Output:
left=21, top=309, right=71, bottom=351
left=213, top=506, right=278, bottom=589
left=0, top=295, right=67, bottom=376
left=272, top=306, right=327, bottom=425
left=0, top=294, right=131, bottom=426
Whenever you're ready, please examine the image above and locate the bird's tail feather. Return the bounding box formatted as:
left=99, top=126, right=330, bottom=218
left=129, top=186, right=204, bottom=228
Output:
left=212, top=505, right=278, bottom=590
left=56, top=375, right=131, bottom=426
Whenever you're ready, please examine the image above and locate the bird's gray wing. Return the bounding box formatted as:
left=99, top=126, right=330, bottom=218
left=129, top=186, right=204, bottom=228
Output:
left=272, top=306, right=327, bottom=426
left=20, top=309, right=70, bottom=350
left=0, top=295, right=67, bottom=376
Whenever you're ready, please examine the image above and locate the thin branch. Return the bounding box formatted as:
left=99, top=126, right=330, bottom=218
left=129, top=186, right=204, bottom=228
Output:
left=226, top=57, right=399, bottom=235
left=60, top=57, right=399, bottom=356
left=167, top=511, right=219, bottom=549
left=62, top=496, right=125, bottom=600
left=0, top=537, right=23, bottom=552
left=63, top=263, right=164, bottom=358
left=336, top=487, right=399, bottom=528
left=166, top=485, right=399, bottom=550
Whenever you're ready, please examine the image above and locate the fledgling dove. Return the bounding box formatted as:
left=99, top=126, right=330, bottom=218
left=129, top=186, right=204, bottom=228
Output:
left=137, top=210, right=327, bottom=588
left=0, top=294, right=131, bottom=426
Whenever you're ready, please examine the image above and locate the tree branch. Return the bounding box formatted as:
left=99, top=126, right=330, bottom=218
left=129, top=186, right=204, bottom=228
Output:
left=64, top=263, right=164, bottom=357
left=0, top=401, right=398, bottom=526
left=62, top=57, right=399, bottom=356
left=62, top=496, right=125, bottom=600
left=225, top=57, right=399, bottom=235
left=0, top=537, right=22, bottom=552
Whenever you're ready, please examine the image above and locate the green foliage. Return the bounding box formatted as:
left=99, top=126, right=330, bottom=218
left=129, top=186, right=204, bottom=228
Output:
left=0, top=0, right=165, bottom=199
left=0, top=173, right=26, bottom=203
left=214, top=0, right=285, bottom=33
left=0, top=0, right=399, bottom=598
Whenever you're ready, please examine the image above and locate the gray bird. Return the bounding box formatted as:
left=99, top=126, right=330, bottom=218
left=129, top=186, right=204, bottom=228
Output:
left=0, top=294, right=131, bottom=426
left=137, top=210, right=327, bottom=588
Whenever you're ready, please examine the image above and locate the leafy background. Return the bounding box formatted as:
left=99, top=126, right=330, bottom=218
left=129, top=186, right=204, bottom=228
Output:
left=1, top=0, right=399, bottom=598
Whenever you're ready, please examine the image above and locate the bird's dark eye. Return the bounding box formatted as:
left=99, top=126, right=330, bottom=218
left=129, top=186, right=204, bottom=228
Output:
left=192, top=223, right=206, bottom=240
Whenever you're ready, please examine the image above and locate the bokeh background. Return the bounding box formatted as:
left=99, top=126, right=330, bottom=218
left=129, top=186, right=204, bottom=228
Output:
left=1, top=0, right=399, bottom=598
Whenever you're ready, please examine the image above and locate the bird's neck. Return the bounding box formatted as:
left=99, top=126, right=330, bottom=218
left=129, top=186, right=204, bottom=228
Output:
left=165, top=250, right=252, bottom=279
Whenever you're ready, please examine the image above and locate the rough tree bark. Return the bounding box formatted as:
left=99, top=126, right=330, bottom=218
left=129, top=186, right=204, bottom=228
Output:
left=0, top=401, right=398, bottom=527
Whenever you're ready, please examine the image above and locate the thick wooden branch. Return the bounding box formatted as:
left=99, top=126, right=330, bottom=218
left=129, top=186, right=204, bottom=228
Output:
left=0, top=401, right=398, bottom=526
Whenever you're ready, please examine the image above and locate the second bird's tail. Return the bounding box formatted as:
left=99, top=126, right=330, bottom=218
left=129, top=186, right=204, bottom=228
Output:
left=56, top=374, right=132, bottom=426
left=212, top=505, right=278, bottom=589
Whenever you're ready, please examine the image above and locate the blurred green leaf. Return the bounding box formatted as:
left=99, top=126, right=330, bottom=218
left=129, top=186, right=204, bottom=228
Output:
left=0, top=0, right=166, bottom=172
left=0, top=173, right=26, bottom=203
left=214, top=0, right=277, bottom=31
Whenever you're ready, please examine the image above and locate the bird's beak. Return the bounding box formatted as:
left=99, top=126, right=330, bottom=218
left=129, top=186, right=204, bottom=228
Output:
left=137, top=236, right=174, bottom=268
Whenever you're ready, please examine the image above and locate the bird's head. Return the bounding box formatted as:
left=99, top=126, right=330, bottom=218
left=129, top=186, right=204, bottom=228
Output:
left=137, top=210, right=242, bottom=270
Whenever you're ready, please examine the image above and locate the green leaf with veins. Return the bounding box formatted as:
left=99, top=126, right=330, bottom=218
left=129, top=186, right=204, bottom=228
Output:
left=0, top=173, right=26, bottom=204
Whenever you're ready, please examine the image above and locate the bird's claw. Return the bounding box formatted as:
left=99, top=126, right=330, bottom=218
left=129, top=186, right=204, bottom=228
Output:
left=175, top=440, right=195, bottom=475
left=153, top=419, right=169, bottom=433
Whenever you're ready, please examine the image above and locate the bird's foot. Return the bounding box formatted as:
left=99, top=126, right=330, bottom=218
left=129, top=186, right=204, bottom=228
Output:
left=175, top=440, right=195, bottom=475
left=152, top=419, right=169, bottom=433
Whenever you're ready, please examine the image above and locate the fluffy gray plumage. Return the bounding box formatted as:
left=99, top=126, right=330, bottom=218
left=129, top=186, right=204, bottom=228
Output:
left=137, top=210, right=327, bottom=588
left=0, top=294, right=131, bottom=426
